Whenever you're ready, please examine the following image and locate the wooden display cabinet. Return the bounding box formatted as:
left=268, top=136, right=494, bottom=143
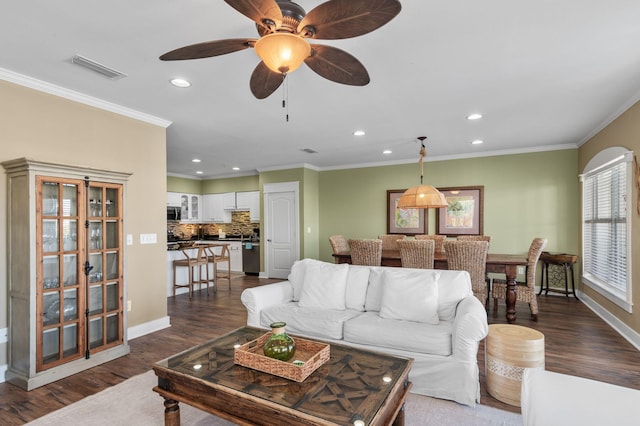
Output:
left=2, top=158, right=131, bottom=390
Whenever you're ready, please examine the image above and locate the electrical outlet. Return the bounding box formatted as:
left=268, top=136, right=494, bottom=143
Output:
left=126, top=234, right=133, bottom=245
left=127, top=300, right=132, bottom=312
left=140, top=233, right=157, bottom=244
left=517, top=266, right=525, bottom=274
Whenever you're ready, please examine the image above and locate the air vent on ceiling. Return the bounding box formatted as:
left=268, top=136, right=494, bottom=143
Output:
left=71, top=55, right=127, bottom=80
left=301, top=148, right=318, bottom=154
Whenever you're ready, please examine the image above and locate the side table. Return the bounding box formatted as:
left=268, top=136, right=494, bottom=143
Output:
left=538, top=251, right=578, bottom=300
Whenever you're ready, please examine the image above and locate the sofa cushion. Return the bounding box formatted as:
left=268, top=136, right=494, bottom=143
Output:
left=344, top=312, right=453, bottom=356
left=437, top=270, right=473, bottom=321
left=288, top=258, right=323, bottom=302
left=261, top=302, right=363, bottom=340
left=345, top=265, right=370, bottom=311
left=379, top=269, right=440, bottom=324
left=364, top=267, right=385, bottom=311
left=298, top=262, right=349, bottom=310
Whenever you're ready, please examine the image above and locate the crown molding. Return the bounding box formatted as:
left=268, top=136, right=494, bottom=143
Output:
left=0, top=67, right=171, bottom=128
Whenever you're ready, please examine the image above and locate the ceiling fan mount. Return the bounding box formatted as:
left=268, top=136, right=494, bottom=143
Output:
left=160, top=0, right=402, bottom=99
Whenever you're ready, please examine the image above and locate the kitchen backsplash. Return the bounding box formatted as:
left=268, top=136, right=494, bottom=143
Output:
left=168, top=211, right=258, bottom=239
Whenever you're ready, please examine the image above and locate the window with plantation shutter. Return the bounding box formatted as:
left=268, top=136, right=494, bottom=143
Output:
left=581, top=148, right=632, bottom=312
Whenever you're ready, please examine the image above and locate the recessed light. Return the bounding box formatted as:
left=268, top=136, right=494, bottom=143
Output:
left=232, top=167, right=240, bottom=171
left=471, top=139, right=484, bottom=145
left=467, top=113, right=482, bottom=120
left=195, top=171, right=203, bottom=174
left=353, top=130, right=365, bottom=136
left=192, top=158, right=201, bottom=163
left=170, top=78, right=191, bottom=88
left=383, top=150, right=392, bottom=155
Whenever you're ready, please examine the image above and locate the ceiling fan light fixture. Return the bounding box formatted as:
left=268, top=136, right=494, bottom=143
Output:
left=254, top=32, right=310, bottom=74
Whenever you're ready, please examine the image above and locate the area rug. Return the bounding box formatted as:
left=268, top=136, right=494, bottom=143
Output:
left=27, top=371, right=522, bottom=425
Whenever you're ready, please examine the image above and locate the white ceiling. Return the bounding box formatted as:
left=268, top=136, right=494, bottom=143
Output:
left=2, top=1, right=640, bottom=179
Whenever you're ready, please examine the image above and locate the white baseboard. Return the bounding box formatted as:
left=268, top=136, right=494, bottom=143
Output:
left=0, top=319, right=171, bottom=384
left=578, top=290, right=640, bottom=351
left=127, top=316, right=171, bottom=340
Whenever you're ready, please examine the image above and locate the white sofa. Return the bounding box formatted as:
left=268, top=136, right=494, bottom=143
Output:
left=521, top=368, right=640, bottom=426
left=240, top=258, right=489, bottom=406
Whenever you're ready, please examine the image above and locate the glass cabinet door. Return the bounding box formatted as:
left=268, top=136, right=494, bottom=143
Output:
left=87, top=183, right=123, bottom=351
left=37, top=178, right=82, bottom=370
left=36, top=177, right=123, bottom=372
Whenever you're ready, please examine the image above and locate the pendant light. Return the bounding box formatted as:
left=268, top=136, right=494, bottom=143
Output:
left=397, top=136, right=449, bottom=209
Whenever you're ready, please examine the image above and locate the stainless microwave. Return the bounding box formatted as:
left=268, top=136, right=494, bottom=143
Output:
left=167, top=206, right=181, bottom=221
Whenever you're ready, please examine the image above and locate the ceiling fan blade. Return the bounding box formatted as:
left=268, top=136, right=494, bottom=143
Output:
left=159, top=39, right=255, bottom=60
left=305, top=44, right=370, bottom=86
left=250, top=61, right=285, bottom=99
left=224, top=0, right=282, bottom=30
left=298, top=0, right=401, bottom=40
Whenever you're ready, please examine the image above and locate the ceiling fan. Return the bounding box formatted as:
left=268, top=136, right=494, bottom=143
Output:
left=160, top=0, right=402, bottom=99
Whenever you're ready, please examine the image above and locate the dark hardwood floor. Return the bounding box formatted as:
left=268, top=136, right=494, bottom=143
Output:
left=1, top=275, right=639, bottom=424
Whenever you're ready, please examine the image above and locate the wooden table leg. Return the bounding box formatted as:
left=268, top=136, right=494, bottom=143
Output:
left=163, top=398, right=180, bottom=426
left=504, top=264, right=518, bottom=323
left=392, top=403, right=406, bottom=426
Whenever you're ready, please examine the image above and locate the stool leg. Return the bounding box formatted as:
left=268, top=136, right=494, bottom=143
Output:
left=563, top=263, right=569, bottom=298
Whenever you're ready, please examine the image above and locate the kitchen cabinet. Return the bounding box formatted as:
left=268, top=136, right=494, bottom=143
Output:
left=202, top=194, right=231, bottom=223
left=178, top=193, right=201, bottom=222
left=228, top=241, right=243, bottom=272
left=236, top=191, right=260, bottom=221
left=2, top=158, right=130, bottom=390
left=222, top=192, right=237, bottom=210
left=166, top=192, right=181, bottom=207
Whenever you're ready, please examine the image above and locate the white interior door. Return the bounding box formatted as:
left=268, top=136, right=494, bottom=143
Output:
left=264, top=182, right=299, bottom=279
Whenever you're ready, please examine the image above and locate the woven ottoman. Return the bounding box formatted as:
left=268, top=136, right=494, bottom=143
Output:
left=485, top=324, right=545, bottom=406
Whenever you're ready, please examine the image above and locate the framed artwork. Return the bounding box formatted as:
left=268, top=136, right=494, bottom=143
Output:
left=387, top=189, right=426, bottom=235
left=436, top=186, right=484, bottom=236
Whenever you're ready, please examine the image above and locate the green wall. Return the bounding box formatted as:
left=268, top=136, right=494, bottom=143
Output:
left=318, top=149, right=579, bottom=262
left=166, top=176, right=202, bottom=193
left=175, top=149, right=579, bottom=269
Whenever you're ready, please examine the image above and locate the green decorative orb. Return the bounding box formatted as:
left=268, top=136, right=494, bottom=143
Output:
left=263, top=322, right=296, bottom=361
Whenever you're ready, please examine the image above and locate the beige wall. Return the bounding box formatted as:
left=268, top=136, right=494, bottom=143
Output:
left=0, top=80, right=169, bottom=367
left=579, top=100, right=640, bottom=333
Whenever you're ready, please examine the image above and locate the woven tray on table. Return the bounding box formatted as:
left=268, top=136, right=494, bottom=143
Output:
left=234, top=332, right=330, bottom=382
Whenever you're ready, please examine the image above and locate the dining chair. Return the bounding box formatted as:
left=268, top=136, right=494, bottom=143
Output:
left=457, top=236, right=492, bottom=292
left=397, top=239, right=435, bottom=269
left=415, top=234, right=446, bottom=252
left=492, top=237, right=547, bottom=321
left=444, top=240, right=490, bottom=308
left=378, top=234, right=406, bottom=250
left=457, top=235, right=491, bottom=244
left=348, top=239, right=383, bottom=266
left=328, top=234, right=349, bottom=254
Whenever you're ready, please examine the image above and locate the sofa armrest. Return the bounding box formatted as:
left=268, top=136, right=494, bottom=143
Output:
left=240, top=281, right=294, bottom=328
left=451, top=296, right=489, bottom=362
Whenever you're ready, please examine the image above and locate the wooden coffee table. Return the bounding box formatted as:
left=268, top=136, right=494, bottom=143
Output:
left=152, top=327, right=413, bottom=425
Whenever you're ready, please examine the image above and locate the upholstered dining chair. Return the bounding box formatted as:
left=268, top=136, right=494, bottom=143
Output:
left=397, top=239, right=435, bottom=269
left=348, top=239, right=383, bottom=266
left=444, top=240, right=490, bottom=308
left=378, top=234, right=406, bottom=250
left=492, top=237, right=547, bottom=321
left=328, top=234, right=349, bottom=254
left=415, top=234, right=447, bottom=252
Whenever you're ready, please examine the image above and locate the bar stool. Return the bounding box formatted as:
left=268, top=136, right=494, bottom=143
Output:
left=206, top=244, right=232, bottom=291
left=173, top=246, right=211, bottom=298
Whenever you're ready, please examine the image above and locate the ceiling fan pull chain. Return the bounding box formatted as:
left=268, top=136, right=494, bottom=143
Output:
left=282, top=75, right=289, bottom=122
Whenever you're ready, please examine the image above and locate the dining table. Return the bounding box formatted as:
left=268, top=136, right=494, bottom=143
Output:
left=332, top=250, right=528, bottom=324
